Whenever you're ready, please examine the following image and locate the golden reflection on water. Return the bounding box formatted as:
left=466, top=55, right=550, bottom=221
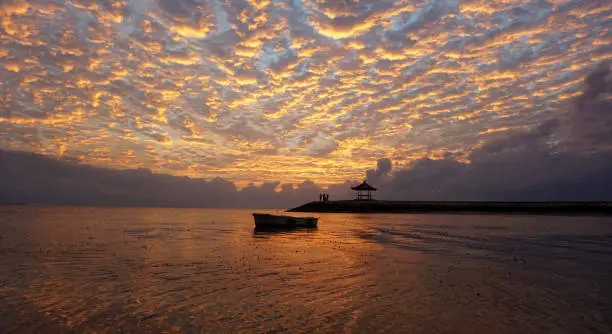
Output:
left=0, top=207, right=394, bottom=332
left=1, top=206, right=611, bottom=333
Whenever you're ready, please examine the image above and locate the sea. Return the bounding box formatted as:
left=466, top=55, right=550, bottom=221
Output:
left=0, top=206, right=611, bottom=333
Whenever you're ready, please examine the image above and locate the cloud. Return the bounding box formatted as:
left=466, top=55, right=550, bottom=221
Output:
left=369, top=63, right=612, bottom=201
left=569, top=62, right=612, bottom=148
left=0, top=149, right=330, bottom=208
left=1, top=0, right=611, bottom=189
left=366, top=157, right=392, bottom=185
left=1, top=61, right=611, bottom=209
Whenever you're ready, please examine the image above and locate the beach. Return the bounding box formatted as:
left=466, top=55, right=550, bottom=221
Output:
left=1, top=206, right=611, bottom=332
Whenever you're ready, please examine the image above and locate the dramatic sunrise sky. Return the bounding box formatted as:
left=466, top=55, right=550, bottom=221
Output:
left=1, top=0, right=610, bottom=189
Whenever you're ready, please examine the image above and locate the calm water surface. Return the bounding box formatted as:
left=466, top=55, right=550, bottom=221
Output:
left=1, top=206, right=611, bottom=333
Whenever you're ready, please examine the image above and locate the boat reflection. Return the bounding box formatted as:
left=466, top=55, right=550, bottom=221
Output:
left=252, top=225, right=318, bottom=235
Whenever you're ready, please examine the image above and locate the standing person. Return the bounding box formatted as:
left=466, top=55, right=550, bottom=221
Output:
left=319, top=193, right=322, bottom=201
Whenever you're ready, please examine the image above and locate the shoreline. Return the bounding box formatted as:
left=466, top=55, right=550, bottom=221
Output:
left=287, top=200, right=612, bottom=215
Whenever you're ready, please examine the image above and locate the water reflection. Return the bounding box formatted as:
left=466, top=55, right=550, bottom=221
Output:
left=0, top=207, right=611, bottom=332
left=0, top=207, right=386, bottom=332
left=252, top=226, right=318, bottom=235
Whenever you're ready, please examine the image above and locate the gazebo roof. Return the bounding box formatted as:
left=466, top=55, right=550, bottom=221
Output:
left=351, top=180, right=377, bottom=191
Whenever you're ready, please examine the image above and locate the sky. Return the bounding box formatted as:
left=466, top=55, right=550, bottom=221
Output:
left=0, top=0, right=611, bottom=206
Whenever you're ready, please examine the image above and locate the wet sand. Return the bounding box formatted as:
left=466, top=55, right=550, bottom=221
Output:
left=0, top=206, right=611, bottom=332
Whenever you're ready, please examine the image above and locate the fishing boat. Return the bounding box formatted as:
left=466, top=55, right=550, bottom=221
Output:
left=252, top=213, right=318, bottom=228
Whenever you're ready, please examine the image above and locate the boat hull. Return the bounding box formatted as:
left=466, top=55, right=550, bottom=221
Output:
left=252, top=213, right=318, bottom=228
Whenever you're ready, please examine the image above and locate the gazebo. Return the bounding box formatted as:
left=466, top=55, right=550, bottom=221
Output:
left=351, top=180, right=377, bottom=200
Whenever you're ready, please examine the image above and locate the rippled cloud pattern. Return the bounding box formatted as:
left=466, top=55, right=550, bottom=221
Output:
left=1, top=0, right=610, bottom=187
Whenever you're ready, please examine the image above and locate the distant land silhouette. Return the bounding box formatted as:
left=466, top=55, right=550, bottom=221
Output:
left=288, top=200, right=612, bottom=215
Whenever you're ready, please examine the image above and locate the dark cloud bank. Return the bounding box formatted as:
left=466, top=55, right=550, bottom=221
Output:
left=1, top=64, right=611, bottom=207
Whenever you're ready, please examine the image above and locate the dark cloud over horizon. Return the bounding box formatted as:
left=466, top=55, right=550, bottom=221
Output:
left=0, top=149, right=336, bottom=208
left=373, top=63, right=612, bottom=201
